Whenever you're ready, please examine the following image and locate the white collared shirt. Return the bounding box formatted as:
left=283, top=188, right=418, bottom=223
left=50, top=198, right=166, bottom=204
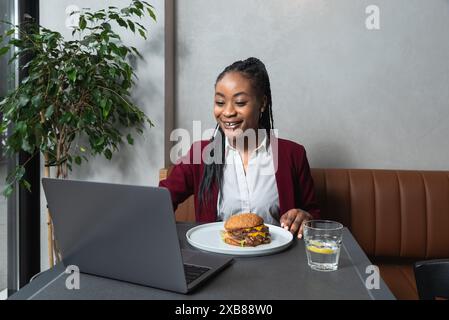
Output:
left=217, top=132, right=280, bottom=225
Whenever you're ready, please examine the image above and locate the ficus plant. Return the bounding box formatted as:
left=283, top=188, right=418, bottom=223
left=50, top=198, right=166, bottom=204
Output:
left=0, top=0, right=156, bottom=265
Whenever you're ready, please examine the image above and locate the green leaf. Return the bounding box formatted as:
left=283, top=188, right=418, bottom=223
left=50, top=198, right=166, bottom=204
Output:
left=31, top=94, right=42, bottom=108
left=142, top=1, right=154, bottom=8
left=16, top=167, right=26, bottom=181
left=101, top=22, right=111, bottom=31
left=21, top=180, right=31, bottom=192
left=44, top=105, right=55, bottom=119
left=75, top=156, right=82, bottom=165
left=100, top=98, right=107, bottom=109
left=3, top=185, right=13, bottom=198
left=101, top=99, right=112, bottom=119
left=130, top=7, right=143, bottom=18
left=5, top=29, right=15, bottom=37
left=15, top=121, right=27, bottom=133
left=134, top=22, right=147, bottom=31
left=0, top=46, right=10, bottom=56
left=130, top=46, right=144, bottom=59
left=126, top=133, right=134, bottom=145
left=138, top=29, right=147, bottom=40
left=127, top=20, right=135, bottom=33
left=0, top=123, right=7, bottom=134
left=147, top=7, right=156, bottom=21
left=67, top=69, right=77, bottom=82
left=116, top=18, right=128, bottom=28
left=8, top=38, right=22, bottom=47
left=79, top=16, right=87, bottom=30
left=95, top=136, right=105, bottom=147
left=61, top=112, right=73, bottom=124
left=109, top=13, right=119, bottom=20
left=104, top=148, right=112, bottom=160
left=135, top=1, right=144, bottom=10
left=80, top=146, right=86, bottom=152
left=119, top=46, right=128, bottom=57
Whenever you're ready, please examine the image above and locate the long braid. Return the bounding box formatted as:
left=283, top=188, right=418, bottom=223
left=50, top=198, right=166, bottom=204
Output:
left=198, top=57, right=275, bottom=208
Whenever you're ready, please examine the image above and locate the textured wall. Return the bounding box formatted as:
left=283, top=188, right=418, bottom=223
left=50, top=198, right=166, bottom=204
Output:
left=175, top=0, right=449, bottom=170
left=39, top=0, right=165, bottom=270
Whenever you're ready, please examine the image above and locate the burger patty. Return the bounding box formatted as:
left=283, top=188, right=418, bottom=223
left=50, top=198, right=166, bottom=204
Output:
left=226, top=230, right=271, bottom=247
left=227, top=232, right=270, bottom=241
left=243, top=236, right=271, bottom=247
left=228, top=225, right=269, bottom=237
left=223, top=223, right=271, bottom=247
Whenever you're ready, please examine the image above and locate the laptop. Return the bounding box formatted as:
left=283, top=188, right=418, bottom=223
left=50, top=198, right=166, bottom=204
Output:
left=42, top=178, right=233, bottom=294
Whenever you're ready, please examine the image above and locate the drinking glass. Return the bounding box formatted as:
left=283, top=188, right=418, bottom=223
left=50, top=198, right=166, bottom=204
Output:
left=303, top=220, right=343, bottom=271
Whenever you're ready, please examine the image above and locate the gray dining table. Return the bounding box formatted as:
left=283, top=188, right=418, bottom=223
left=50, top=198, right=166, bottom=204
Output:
left=9, top=223, right=395, bottom=300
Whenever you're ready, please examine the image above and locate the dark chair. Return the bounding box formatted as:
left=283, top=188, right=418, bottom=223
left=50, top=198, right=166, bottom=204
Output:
left=414, top=259, right=449, bottom=300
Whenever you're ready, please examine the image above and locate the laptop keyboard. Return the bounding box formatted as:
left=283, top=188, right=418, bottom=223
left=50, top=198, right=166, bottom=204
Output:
left=183, top=264, right=211, bottom=284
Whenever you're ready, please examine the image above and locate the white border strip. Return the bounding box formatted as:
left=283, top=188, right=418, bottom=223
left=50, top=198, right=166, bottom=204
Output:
left=0, top=288, right=8, bottom=300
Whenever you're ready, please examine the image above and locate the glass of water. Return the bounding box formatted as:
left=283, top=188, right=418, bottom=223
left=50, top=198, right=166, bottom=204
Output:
left=303, top=220, right=343, bottom=272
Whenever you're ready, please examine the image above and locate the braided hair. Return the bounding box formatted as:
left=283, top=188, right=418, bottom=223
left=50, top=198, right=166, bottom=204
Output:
left=198, top=57, right=275, bottom=207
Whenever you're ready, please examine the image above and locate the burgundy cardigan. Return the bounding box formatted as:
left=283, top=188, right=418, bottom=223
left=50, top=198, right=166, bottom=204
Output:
left=159, top=137, right=320, bottom=222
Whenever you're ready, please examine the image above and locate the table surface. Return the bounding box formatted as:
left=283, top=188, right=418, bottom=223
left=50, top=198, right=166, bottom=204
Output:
left=10, top=223, right=395, bottom=300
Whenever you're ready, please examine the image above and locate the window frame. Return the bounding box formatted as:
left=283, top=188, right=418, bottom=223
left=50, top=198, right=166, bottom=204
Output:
left=7, top=0, right=41, bottom=296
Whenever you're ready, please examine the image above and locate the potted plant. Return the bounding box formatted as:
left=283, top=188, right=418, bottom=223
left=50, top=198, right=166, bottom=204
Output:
left=0, top=0, right=156, bottom=266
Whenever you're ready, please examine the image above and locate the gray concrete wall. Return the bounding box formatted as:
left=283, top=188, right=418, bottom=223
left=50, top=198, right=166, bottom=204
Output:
left=175, top=0, right=449, bottom=170
left=0, top=0, right=15, bottom=98
left=39, top=0, right=165, bottom=270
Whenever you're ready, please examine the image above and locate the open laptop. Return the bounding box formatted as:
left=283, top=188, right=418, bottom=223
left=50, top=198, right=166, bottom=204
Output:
left=42, top=178, right=233, bottom=294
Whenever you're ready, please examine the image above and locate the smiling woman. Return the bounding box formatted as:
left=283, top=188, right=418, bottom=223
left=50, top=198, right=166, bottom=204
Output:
left=160, top=57, right=320, bottom=238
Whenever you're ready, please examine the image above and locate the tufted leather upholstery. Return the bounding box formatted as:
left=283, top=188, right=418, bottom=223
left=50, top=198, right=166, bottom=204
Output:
left=160, top=167, right=449, bottom=299
left=311, top=169, right=449, bottom=300
left=311, top=169, right=449, bottom=259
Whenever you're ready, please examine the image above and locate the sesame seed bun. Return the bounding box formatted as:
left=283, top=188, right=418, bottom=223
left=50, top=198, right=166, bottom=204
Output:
left=224, top=213, right=264, bottom=231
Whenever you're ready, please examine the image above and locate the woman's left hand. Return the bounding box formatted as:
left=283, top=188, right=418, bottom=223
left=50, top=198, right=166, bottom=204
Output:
left=280, top=208, right=313, bottom=239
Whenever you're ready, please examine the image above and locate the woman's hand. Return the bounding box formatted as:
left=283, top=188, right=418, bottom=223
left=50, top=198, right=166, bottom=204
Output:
left=280, top=209, right=313, bottom=239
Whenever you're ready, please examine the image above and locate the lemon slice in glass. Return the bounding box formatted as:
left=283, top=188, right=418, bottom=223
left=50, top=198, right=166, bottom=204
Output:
left=306, top=246, right=336, bottom=254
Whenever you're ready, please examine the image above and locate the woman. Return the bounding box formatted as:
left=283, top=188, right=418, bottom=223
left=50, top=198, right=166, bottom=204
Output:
left=160, top=57, right=320, bottom=239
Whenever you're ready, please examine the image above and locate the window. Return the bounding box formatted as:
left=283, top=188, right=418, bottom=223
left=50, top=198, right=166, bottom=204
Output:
left=0, top=0, right=16, bottom=296
left=1, top=0, right=41, bottom=298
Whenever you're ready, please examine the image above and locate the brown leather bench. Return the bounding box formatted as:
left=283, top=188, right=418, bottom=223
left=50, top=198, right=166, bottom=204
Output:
left=160, top=168, right=449, bottom=299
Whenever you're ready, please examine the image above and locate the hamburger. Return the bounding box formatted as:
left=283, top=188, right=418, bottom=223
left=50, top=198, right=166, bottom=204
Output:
left=222, top=213, right=271, bottom=247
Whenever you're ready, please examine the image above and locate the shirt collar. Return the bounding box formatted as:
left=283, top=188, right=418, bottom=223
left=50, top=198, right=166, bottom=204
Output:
left=224, top=130, right=269, bottom=155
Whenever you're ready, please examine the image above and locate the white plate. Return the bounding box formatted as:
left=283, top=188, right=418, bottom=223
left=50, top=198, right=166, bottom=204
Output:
left=186, top=222, right=293, bottom=256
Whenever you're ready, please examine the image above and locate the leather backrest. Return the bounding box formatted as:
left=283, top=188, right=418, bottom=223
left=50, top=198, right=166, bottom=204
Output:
left=161, top=168, right=449, bottom=259
left=312, top=169, right=449, bottom=259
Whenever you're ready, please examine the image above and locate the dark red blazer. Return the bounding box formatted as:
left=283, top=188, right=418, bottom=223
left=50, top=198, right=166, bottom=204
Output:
left=159, top=137, right=320, bottom=222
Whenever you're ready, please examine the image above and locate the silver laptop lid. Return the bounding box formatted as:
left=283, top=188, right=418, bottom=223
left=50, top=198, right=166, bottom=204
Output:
left=42, top=178, right=188, bottom=293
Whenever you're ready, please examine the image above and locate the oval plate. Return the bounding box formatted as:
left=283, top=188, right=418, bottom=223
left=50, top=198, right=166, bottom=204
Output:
left=186, top=222, right=293, bottom=256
